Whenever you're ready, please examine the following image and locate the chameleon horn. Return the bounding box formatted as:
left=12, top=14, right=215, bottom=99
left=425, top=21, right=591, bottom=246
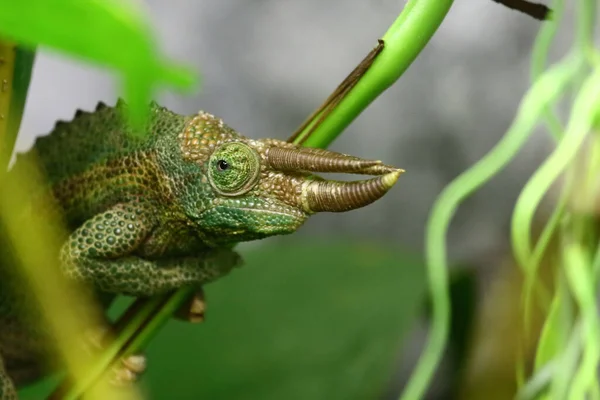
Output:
left=266, top=146, right=395, bottom=175
left=300, top=169, right=403, bottom=213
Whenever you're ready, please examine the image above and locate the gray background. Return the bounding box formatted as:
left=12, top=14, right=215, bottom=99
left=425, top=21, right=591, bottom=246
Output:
left=13, top=0, right=569, bottom=397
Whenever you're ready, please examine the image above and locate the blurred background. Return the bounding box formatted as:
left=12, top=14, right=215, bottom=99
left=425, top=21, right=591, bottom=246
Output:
left=14, top=0, right=571, bottom=399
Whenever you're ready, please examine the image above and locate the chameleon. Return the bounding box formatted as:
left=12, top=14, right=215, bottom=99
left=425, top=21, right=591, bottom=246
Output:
left=0, top=100, right=402, bottom=399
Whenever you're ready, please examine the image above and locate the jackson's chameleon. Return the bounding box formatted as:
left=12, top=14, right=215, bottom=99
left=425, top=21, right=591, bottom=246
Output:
left=0, top=100, right=402, bottom=398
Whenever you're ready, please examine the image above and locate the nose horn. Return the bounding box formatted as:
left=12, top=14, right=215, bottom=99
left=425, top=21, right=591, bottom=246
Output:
left=301, top=170, right=403, bottom=213
left=266, top=146, right=396, bottom=175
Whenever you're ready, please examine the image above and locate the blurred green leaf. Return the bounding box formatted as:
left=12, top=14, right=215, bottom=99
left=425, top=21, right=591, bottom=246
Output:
left=0, top=42, right=35, bottom=163
left=0, top=0, right=196, bottom=129
left=18, top=375, right=62, bottom=400
left=103, top=239, right=425, bottom=400
left=0, top=45, right=35, bottom=161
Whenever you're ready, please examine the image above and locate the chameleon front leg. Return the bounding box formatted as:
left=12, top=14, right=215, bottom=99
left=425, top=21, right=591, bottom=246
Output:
left=83, top=290, right=206, bottom=386
left=0, top=356, right=17, bottom=400
left=58, top=203, right=240, bottom=388
left=59, top=202, right=242, bottom=297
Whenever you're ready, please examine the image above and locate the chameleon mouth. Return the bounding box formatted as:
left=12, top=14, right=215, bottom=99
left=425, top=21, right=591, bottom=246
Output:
left=209, top=197, right=306, bottom=219
left=198, top=200, right=307, bottom=239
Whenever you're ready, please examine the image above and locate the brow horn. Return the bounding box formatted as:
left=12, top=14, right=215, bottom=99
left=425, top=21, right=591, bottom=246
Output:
left=266, top=146, right=395, bottom=175
left=300, top=169, right=403, bottom=213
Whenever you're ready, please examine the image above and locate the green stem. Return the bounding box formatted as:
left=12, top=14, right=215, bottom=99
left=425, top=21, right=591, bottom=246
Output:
left=61, top=295, right=167, bottom=400
left=122, top=288, right=195, bottom=356
left=529, top=0, right=565, bottom=140
left=408, top=52, right=583, bottom=400
left=516, top=0, right=568, bottom=349
left=549, top=318, right=583, bottom=399
left=511, top=57, right=591, bottom=283
left=575, top=0, right=595, bottom=54
left=515, top=361, right=556, bottom=400
left=563, top=240, right=600, bottom=399
left=299, top=0, right=454, bottom=148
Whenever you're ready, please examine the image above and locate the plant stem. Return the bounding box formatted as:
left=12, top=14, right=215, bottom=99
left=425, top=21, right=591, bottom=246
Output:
left=299, top=0, right=454, bottom=149
left=420, top=54, right=582, bottom=400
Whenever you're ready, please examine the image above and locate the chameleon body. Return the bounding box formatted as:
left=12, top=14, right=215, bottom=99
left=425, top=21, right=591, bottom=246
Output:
left=0, top=100, right=402, bottom=398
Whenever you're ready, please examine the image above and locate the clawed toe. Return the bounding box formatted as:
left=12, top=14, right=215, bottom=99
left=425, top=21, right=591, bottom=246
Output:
left=84, top=325, right=148, bottom=386
left=110, top=353, right=147, bottom=386
left=121, top=353, right=147, bottom=374
left=175, top=289, right=206, bottom=323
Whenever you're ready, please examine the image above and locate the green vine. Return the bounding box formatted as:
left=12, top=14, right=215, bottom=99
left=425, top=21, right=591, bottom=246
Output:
left=423, top=0, right=599, bottom=398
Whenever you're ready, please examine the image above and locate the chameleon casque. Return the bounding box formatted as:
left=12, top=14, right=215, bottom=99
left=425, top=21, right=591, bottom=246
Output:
left=0, top=100, right=402, bottom=398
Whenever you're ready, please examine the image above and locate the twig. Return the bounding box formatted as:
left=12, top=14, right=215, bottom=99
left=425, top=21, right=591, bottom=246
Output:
left=287, top=39, right=385, bottom=145
left=491, top=0, right=552, bottom=20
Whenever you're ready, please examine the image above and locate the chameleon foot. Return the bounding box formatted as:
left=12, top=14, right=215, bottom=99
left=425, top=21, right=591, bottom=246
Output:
left=84, top=326, right=148, bottom=386
left=175, top=289, right=206, bottom=323
left=110, top=353, right=147, bottom=386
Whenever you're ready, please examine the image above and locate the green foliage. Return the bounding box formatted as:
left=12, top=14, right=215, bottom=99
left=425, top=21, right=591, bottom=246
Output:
left=20, top=240, right=427, bottom=400
left=0, top=0, right=196, bottom=129
left=1, top=46, right=35, bottom=160
left=425, top=0, right=600, bottom=398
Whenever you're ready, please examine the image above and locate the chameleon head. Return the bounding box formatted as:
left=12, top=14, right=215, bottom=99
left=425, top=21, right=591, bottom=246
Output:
left=179, top=112, right=404, bottom=244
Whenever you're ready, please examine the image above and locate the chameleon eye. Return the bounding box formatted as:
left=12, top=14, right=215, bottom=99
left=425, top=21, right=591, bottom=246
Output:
left=217, top=159, right=229, bottom=171
left=208, top=142, right=261, bottom=196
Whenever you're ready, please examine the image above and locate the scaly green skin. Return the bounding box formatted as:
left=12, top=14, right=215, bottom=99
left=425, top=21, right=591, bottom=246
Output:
left=0, top=100, right=401, bottom=398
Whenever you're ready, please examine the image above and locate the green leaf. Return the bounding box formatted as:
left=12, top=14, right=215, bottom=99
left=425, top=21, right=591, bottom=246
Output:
left=127, top=240, right=425, bottom=400
left=0, top=0, right=197, bottom=130
left=0, top=42, right=35, bottom=163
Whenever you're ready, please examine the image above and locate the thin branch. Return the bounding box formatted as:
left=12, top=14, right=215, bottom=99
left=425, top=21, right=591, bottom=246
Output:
left=287, top=39, right=385, bottom=145
left=492, top=0, right=552, bottom=20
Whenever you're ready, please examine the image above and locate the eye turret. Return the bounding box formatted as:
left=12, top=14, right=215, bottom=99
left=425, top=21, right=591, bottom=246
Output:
left=208, top=142, right=261, bottom=196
